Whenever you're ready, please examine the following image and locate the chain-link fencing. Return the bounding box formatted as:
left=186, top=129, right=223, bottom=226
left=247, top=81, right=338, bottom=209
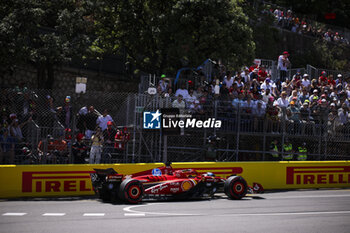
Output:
left=1, top=88, right=349, bottom=165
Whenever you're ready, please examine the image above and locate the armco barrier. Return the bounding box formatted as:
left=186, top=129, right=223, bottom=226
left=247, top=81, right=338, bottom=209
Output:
left=0, top=161, right=349, bottom=198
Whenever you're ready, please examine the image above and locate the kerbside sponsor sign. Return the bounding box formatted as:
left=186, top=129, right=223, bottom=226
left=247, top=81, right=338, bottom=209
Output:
left=143, top=108, right=222, bottom=134
left=286, top=166, right=350, bottom=185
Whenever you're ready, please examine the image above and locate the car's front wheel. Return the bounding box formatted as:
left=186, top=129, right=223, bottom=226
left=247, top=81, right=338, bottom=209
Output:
left=224, top=176, right=247, bottom=200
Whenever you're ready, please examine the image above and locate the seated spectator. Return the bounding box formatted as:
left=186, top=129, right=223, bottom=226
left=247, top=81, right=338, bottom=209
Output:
left=275, top=91, right=289, bottom=108
left=309, top=89, right=319, bottom=102
left=172, top=94, right=186, bottom=110
left=240, top=67, right=250, bottom=83
left=223, top=71, right=234, bottom=88
left=319, top=71, right=328, bottom=86
left=262, top=89, right=273, bottom=104
left=328, top=75, right=336, bottom=87
left=186, top=89, right=197, bottom=105
left=189, top=100, right=205, bottom=116
left=301, top=74, right=311, bottom=89
left=193, top=86, right=204, bottom=99
left=175, top=84, right=189, bottom=99
left=232, top=92, right=245, bottom=109
left=299, top=87, right=309, bottom=106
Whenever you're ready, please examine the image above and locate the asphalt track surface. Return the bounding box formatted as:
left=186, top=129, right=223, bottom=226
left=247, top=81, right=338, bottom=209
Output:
left=1, top=189, right=350, bottom=233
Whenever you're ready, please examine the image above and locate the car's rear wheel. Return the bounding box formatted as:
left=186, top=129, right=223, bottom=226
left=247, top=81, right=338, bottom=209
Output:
left=118, top=179, right=144, bottom=204
left=224, top=176, right=247, bottom=200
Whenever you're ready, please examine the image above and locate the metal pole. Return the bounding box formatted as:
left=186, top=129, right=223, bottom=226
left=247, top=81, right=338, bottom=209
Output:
left=235, top=105, right=241, bottom=161
left=163, top=135, right=167, bottom=163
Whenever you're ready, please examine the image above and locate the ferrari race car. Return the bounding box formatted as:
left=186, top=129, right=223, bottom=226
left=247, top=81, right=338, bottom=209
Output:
left=90, top=165, right=263, bottom=204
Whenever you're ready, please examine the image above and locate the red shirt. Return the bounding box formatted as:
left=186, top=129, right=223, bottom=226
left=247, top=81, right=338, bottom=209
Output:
left=328, top=79, right=336, bottom=86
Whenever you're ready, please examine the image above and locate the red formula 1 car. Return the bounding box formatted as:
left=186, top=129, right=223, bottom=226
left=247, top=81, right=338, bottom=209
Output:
left=90, top=164, right=263, bottom=204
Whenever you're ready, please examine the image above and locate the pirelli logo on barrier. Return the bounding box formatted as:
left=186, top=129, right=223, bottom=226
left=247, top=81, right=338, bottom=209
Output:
left=22, top=171, right=93, bottom=193
left=286, top=166, right=350, bottom=185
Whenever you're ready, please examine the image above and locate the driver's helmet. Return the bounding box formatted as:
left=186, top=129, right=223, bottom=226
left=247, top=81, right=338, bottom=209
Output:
left=204, top=172, right=215, bottom=177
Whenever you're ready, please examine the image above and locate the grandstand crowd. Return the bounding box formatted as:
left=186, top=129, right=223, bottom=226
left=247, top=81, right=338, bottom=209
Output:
left=1, top=53, right=350, bottom=164
left=158, top=55, right=350, bottom=138
left=269, top=8, right=349, bottom=45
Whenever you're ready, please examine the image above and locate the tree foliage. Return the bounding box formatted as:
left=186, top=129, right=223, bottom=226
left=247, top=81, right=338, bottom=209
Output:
left=0, top=0, right=93, bottom=88
left=92, top=0, right=255, bottom=74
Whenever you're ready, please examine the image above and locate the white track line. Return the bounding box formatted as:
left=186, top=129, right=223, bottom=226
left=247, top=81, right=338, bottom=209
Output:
left=124, top=213, right=146, bottom=217
left=42, top=213, right=66, bottom=216
left=267, top=194, right=350, bottom=199
left=123, top=203, right=200, bottom=216
left=217, top=210, right=350, bottom=217
left=2, top=213, right=27, bottom=216
left=83, top=213, right=105, bottom=217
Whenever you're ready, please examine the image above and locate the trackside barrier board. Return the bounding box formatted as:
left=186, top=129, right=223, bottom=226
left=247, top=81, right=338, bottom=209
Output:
left=0, top=161, right=349, bottom=198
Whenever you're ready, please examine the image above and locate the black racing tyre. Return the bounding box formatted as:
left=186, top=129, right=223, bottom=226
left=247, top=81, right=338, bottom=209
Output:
left=224, top=176, right=247, bottom=200
left=118, top=179, right=144, bottom=204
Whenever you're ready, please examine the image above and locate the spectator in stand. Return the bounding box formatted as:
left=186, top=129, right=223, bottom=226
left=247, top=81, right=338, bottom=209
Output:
left=299, top=87, right=310, bottom=106
left=275, top=91, right=289, bottom=108
left=262, top=90, right=273, bottom=104
left=232, top=92, right=245, bottom=109
left=172, top=94, right=186, bottom=111
left=291, top=71, right=302, bottom=89
left=8, top=117, right=31, bottom=142
left=193, top=86, right=203, bottom=99
left=103, top=121, right=117, bottom=163
left=72, top=133, right=87, bottom=164
left=223, top=71, right=234, bottom=88
left=309, top=79, right=321, bottom=95
left=189, top=100, right=204, bottom=116
left=0, top=128, right=15, bottom=164
left=185, top=89, right=197, bottom=106
left=338, top=103, right=349, bottom=126
left=235, top=75, right=244, bottom=89
left=260, top=78, right=274, bottom=92
left=318, top=71, right=328, bottom=86
left=97, top=109, right=115, bottom=131
left=249, top=68, right=259, bottom=82
left=240, top=67, right=250, bottom=84
left=175, top=83, right=189, bottom=99
left=328, top=75, right=336, bottom=87
left=90, top=127, right=104, bottom=164
left=258, top=66, right=267, bottom=83
left=301, top=74, right=311, bottom=89
left=84, top=106, right=98, bottom=139
left=76, top=106, right=88, bottom=133
left=252, top=100, right=266, bottom=131
left=335, top=74, right=343, bottom=86
left=277, top=51, right=290, bottom=85
left=158, top=74, right=172, bottom=94
left=63, top=96, right=72, bottom=128
left=309, top=89, right=319, bottom=102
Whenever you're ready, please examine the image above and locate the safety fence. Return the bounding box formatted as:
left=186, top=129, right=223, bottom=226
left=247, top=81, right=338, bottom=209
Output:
left=1, top=88, right=349, bottom=165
